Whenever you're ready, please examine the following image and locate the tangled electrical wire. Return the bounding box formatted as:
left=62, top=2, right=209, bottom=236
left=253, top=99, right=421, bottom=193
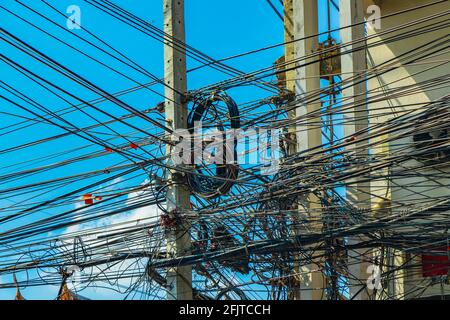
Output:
left=186, top=91, right=240, bottom=198
left=0, top=0, right=449, bottom=301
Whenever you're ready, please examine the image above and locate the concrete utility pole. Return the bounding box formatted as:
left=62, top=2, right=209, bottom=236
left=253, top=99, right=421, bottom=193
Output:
left=163, top=0, right=192, bottom=300
left=284, top=0, right=324, bottom=300
left=340, top=0, right=371, bottom=300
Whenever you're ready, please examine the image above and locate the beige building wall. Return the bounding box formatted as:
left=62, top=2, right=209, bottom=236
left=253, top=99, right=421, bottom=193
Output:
left=364, top=0, right=449, bottom=299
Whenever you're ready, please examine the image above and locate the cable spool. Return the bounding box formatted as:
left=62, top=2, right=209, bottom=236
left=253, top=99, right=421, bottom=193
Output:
left=187, top=91, right=240, bottom=198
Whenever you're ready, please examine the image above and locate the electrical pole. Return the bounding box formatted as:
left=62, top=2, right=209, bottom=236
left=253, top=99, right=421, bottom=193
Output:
left=284, top=0, right=324, bottom=300
left=340, top=0, right=371, bottom=300
left=163, top=0, right=193, bottom=300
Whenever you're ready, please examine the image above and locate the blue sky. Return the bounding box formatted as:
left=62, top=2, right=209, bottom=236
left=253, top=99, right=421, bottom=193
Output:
left=0, top=0, right=339, bottom=300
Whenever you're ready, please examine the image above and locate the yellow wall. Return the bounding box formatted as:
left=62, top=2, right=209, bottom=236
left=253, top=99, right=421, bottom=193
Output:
left=365, top=0, right=449, bottom=299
